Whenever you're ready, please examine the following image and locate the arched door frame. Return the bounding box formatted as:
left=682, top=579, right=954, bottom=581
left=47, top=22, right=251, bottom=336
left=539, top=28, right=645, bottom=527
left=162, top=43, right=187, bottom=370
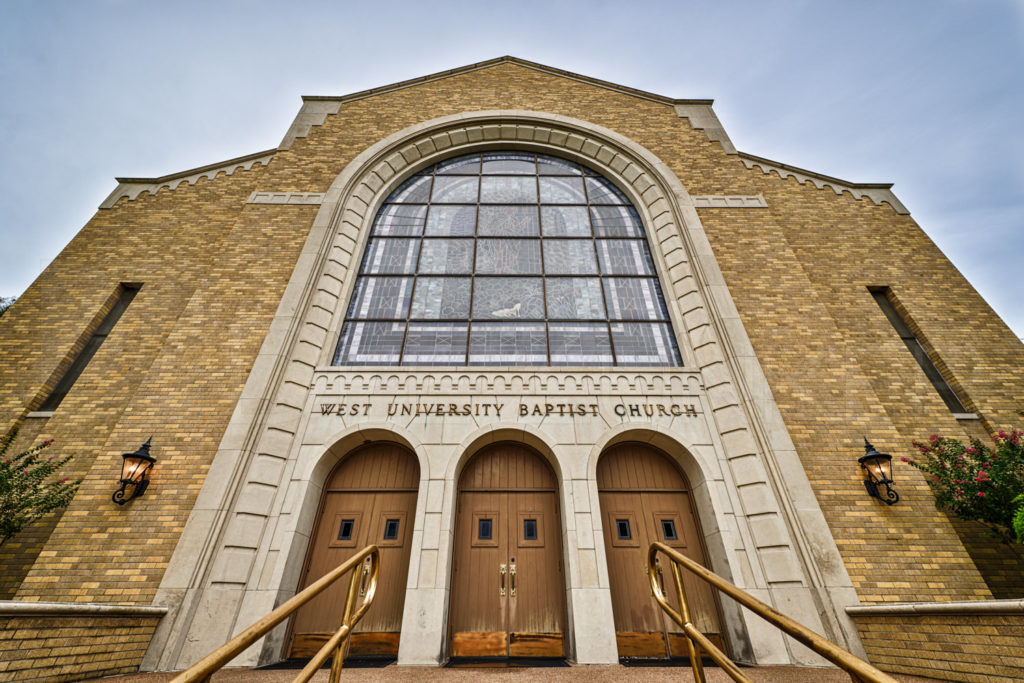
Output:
left=447, top=437, right=568, bottom=659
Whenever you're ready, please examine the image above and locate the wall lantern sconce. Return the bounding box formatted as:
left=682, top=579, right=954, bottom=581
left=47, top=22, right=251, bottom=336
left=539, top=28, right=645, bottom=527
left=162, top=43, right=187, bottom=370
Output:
left=113, top=438, right=156, bottom=505
left=859, top=437, right=898, bottom=505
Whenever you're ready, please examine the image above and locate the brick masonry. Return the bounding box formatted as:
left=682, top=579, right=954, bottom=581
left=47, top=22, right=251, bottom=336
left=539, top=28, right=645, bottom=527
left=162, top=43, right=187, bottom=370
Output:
left=851, top=612, right=1024, bottom=682
left=0, top=615, right=160, bottom=682
left=0, top=59, right=1022, bottom=676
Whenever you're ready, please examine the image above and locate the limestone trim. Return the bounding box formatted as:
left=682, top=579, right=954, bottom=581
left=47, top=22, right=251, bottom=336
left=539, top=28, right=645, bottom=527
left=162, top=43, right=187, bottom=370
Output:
left=278, top=100, right=343, bottom=151
left=99, top=150, right=276, bottom=209
left=674, top=104, right=737, bottom=155
left=847, top=599, right=1024, bottom=616
left=739, top=152, right=910, bottom=214
left=0, top=601, right=167, bottom=617
left=146, top=110, right=863, bottom=670
left=247, top=192, right=325, bottom=205
left=692, top=195, right=767, bottom=209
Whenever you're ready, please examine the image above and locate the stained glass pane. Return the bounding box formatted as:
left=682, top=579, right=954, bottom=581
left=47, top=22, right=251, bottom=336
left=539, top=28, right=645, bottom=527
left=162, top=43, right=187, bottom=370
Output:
left=590, top=205, right=643, bottom=237
left=541, top=206, right=591, bottom=236
left=418, top=239, right=473, bottom=274
left=480, top=176, right=537, bottom=203
left=546, top=278, right=605, bottom=319
left=402, top=323, right=468, bottom=365
left=469, top=323, right=547, bottom=365
left=543, top=240, right=597, bottom=275
left=479, top=206, right=539, bottom=236
left=537, top=157, right=583, bottom=175
left=335, top=151, right=680, bottom=367
left=386, top=175, right=432, bottom=203
left=431, top=176, right=479, bottom=203
left=425, top=205, right=476, bottom=236
left=596, top=239, right=656, bottom=275
left=373, top=204, right=427, bottom=236
left=437, top=155, right=480, bottom=174
left=347, top=277, right=413, bottom=319
left=481, top=153, right=535, bottom=174
left=585, top=177, right=629, bottom=204
left=410, top=277, right=471, bottom=319
left=476, top=239, right=542, bottom=274
left=603, top=278, right=669, bottom=320
left=549, top=323, right=613, bottom=365
left=335, top=321, right=404, bottom=365
left=610, top=322, right=681, bottom=366
left=539, top=177, right=587, bottom=204
left=360, top=238, right=420, bottom=274
left=473, top=277, right=544, bottom=319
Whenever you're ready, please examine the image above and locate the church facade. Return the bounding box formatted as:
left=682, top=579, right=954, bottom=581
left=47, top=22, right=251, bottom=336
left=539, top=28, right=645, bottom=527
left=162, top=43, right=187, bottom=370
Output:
left=1, top=58, right=1023, bottom=682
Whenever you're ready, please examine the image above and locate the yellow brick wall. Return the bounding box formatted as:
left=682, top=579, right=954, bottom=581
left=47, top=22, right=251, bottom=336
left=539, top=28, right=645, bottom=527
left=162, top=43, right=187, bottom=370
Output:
left=0, top=60, right=1020, bottom=617
left=0, top=615, right=159, bottom=682
left=853, top=613, right=1024, bottom=682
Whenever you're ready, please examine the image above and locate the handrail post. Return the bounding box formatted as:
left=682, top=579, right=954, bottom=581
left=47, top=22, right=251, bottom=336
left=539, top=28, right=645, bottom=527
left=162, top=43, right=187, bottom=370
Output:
left=327, top=562, right=364, bottom=683
left=671, top=560, right=706, bottom=683
left=647, top=542, right=899, bottom=683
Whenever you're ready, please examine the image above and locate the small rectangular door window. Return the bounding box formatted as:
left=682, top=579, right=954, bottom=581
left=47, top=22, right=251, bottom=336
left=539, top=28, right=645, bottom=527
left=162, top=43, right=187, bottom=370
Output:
left=338, top=519, right=355, bottom=541
left=478, top=518, right=493, bottom=540
left=616, top=518, right=631, bottom=540
left=661, top=519, right=677, bottom=541
left=383, top=518, right=400, bottom=540
left=523, top=518, right=538, bottom=541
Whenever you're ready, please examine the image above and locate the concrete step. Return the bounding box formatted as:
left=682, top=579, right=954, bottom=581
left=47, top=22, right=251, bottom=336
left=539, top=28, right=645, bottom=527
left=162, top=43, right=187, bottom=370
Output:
left=87, top=664, right=944, bottom=683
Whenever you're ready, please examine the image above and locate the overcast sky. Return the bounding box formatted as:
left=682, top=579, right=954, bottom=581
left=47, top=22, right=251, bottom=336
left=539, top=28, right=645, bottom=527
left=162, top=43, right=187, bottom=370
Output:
left=1, top=0, right=1021, bottom=338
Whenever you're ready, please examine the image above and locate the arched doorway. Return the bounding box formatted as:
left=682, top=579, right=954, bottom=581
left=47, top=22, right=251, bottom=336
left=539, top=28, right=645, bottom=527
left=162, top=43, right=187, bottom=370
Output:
left=597, top=442, right=726, bottom=659
left=448, top=443, right=567, bottom=659
left=287, top=442, right=420, bottom=658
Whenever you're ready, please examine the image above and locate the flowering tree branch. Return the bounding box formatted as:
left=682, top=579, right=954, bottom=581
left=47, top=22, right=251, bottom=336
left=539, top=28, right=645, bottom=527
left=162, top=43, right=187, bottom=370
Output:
left=905, top=429, right=1024, bottom=543
left=0, top=430, right=81, bottom=545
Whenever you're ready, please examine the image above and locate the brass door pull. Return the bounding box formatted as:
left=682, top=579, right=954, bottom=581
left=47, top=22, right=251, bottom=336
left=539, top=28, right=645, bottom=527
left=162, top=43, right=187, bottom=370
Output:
left=500, top=563, right=506, bottom=597
left=510, top=564, right=517, bottom=597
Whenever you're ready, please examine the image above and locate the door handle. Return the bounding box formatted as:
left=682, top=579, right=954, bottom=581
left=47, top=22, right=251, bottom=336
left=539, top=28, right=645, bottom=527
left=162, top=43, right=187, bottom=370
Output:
left=500, top=563, right=506, bottom=597
left=510, top=564, right=517, bottom=597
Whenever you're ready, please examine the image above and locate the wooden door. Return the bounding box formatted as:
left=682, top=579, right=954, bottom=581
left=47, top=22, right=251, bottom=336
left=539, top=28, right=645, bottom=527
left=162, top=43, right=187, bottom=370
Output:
left=449, top=444, right=566, bottom=658
left=288, top=443, right=419, bottom=658
left=598, top=443, right=726, bottom=659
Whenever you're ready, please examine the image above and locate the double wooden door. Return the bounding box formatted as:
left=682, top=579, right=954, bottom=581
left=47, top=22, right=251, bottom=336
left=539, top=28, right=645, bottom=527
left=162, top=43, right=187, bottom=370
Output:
left=598, top=443, right=726, bottom=659
left=449, top=444, right=566, bottom=658
left=287, top=444, right=419, bottom=658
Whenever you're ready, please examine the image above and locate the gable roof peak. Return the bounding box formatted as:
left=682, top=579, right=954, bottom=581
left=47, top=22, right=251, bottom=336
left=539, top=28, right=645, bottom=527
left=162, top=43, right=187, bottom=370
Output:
left=300, top=56, right=714, bottom=108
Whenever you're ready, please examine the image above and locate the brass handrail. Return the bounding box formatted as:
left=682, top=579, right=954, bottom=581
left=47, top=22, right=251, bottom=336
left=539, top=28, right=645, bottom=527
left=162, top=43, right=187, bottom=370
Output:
left=171, top=545, right=380, bottom=683
left=648, top=542, right=897, bottom=683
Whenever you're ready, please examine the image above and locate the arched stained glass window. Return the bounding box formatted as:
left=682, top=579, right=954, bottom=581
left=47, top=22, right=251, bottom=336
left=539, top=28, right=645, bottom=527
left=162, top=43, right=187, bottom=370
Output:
left=333, top=152, right=682, bottom=367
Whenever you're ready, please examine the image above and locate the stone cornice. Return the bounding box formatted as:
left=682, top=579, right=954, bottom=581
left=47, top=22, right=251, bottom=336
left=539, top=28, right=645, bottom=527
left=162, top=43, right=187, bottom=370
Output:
left=99, top=149, right=276, bottom=209
left=847, top=599, right=1024, bottom=616
left=0, top=600, right=168, bottom=617
left=739, top=152, right=910, bottom=215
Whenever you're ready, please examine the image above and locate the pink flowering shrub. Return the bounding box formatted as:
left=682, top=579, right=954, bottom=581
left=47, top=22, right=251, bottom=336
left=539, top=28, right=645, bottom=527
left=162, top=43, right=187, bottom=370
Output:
left=0, top=430, right=81, bottom=545
left=905, top=430, right=1024, bottom=542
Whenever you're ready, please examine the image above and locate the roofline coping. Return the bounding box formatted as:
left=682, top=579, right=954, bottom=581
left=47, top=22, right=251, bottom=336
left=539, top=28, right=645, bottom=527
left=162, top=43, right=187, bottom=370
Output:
left=738, top=151, right=895, bottom=191
left=298, top=56, right=715, bottom=108
left=114, top=148, right=278, bottom=185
